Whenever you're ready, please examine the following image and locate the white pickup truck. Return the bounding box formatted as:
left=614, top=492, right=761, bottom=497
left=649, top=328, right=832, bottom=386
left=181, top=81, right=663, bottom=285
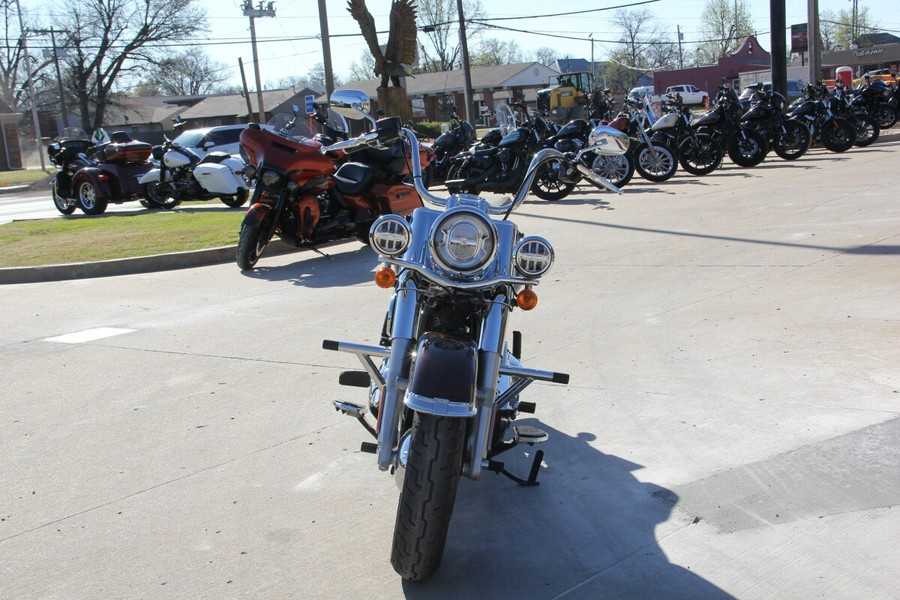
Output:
left=652, top=85, right=709, bottom=106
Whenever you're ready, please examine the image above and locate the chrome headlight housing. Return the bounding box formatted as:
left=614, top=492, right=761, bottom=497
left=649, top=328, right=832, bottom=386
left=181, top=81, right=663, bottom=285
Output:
left=430, top=209, right=497, bottom=274
left=514, top=236, right=554, bottom=277
left=370, top=215, right=412, bottom=257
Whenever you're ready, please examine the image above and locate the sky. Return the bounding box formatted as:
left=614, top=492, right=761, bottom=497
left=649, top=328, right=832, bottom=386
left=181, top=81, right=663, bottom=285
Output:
left=31, top=0, right=900, bottom=89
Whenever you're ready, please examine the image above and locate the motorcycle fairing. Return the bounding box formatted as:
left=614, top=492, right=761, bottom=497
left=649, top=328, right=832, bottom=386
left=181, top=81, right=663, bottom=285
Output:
left=404, top=332, right=478, bottom=417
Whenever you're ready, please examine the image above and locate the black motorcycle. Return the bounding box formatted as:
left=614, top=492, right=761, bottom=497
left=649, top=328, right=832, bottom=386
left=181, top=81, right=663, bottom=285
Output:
left=694, top=85, right=768, bottom=167
left=740, top=88, right=812, bottom=160
left=850, top=76, right=897, bottom=130
left=445, top=103, right=553, bottom=197
left=649, top=93, right=723, bottom=175
left=429, top=108, right=476, bottom=184
left=787, top=83, right=857, bottom=153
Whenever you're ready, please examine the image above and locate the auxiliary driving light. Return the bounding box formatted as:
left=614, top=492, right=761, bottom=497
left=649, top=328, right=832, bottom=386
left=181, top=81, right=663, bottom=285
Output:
left=260, top=170, right=283, bottom=188
left=370, top=215, right=412, bottom=257
left=514, top=236, right=554, bottom=277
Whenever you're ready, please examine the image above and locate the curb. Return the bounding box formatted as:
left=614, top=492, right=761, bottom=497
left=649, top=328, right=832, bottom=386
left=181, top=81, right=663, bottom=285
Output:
left=0, top=240, right=298, bottom=285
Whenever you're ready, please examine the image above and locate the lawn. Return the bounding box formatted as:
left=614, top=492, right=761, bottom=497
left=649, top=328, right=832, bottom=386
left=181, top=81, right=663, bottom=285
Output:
left=0, top=206, right=245, bottom=268
left=0, top=168, right=53, bottom=187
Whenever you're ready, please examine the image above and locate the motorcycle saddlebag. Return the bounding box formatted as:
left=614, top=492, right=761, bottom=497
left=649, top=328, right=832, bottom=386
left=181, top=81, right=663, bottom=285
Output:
left=372, top=183, right=422, bottom=217
left=103, top=141, right=152, bottom=164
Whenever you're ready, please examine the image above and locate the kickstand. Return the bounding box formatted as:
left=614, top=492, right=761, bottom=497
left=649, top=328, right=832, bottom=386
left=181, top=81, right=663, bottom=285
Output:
left=488, top=450, right=544, bottom=487
left=310, top=246, right=330, bottom=258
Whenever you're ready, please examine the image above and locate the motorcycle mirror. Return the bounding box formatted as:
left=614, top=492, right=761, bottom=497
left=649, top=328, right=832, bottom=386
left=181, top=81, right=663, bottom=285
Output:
left=292, top=104, right=300, bottom=115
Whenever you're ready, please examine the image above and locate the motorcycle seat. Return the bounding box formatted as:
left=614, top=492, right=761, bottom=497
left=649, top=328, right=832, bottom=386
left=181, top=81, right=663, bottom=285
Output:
left=199, top=152, right=232, bottom=165
left=333, top=162, right=377, bottom=195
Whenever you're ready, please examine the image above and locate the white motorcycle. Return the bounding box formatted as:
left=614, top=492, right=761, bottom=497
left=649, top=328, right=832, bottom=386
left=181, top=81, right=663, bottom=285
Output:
left=138, top=123, right=250, bottom=209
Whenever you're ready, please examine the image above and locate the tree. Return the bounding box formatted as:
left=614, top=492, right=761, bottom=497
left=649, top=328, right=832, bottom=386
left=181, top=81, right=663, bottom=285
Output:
left=820, top=7, right=879, bottom=50
left=531, top=47, right=557, bottom=68
left=415, top=0, right=486, bottom=72
left=55, top=0, right=205, bottom=134
left=470, top=38, right=522, bottom=67
left=605, top=9, right=678, bottom=92
left=0, top=1, right=51, bottom=112
left=138, top=51, right=229, bottom=96
left=348, top=51, right=377, bottom=82
left=694, top=0, right=754, bottom=64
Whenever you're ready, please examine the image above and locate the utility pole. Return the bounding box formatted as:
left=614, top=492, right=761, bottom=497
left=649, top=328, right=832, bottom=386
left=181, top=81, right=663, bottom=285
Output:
left=34, top=27, right=69, bottom=128
left=807, top=0, right=821, bottom=84
left=677, top=25, right=684, bottom=69
left=770, top=0, right=786, bottom=98
left=242, top=1, right=276, bottom=124
left=14, top=0, right=45, bottom=170
left=238, top=58, right=254, bottom=121
left=316, top=0, right=335, bottom=98
left=457, top=0, right=474, bottom=123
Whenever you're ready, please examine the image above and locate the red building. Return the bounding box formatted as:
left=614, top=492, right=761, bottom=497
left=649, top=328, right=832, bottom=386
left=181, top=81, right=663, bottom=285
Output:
left=654, top=36, right=771, bottom=96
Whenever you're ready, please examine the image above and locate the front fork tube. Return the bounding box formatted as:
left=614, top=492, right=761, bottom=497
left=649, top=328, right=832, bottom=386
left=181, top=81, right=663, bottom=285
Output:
left=463, top=294, right=509, bottom=480
left=377, top=272, right=419, bottom=471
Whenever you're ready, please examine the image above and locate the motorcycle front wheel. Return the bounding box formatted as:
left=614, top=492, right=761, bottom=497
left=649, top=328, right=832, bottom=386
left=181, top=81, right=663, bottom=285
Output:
left=853, top=115, right=879, bottom=147
left=391, top=412, right=465, bottom=581
left=144, top=182, right=182, bottom=209
left=590, top=153, right=633, bottom=188
left=773, top=121, right=811, bottom=160
left=727, top=129, right=768, bottom=167
left=530, top=162, right=577, bottom=201
left=220, top=187, right=249, bottom=208
left=871, top=104, right=896, bottom=130
left=51, top=180, right=76, bottom=215
left=634, top=143, right=677, bottom=182
left=678, top=134, right=722, bottom=175
left=236, top=214, right=274, bottom=270
left=821, top=119, right=856, bottom=153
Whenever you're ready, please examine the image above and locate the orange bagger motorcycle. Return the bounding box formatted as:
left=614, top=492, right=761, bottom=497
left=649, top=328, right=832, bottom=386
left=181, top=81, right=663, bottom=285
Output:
left=236, top=103, right=434, bottom=270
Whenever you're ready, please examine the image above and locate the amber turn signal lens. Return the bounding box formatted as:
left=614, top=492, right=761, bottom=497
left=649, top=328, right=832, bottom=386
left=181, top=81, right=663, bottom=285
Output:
left=374, top=267, right=397, bottom=289
left=516, top=289, right=538, bottom=311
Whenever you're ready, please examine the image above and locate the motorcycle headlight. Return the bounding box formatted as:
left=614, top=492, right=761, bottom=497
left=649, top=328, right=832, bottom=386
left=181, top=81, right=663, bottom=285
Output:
left=430, top=209, right=497, bottom=274
left=514, top=236, right=554, bottom=277
left=260, top=170, right=283, bottom=188
left=370, top=215, right=412, bottom=257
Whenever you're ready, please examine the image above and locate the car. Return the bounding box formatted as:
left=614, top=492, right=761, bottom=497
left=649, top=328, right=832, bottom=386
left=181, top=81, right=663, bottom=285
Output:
left=170, top=124, right=249, bottom=158
left=738, top=80, right=805, bottom=110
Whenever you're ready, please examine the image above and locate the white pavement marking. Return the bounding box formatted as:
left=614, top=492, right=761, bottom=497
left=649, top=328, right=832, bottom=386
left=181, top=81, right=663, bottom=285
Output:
left=42, top=327, right=136, bottom=344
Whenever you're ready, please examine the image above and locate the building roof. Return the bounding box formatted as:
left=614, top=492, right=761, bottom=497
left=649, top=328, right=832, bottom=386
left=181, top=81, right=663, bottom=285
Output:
left=334, top=62, right=560, bottom=100
left=179, top=88, right=317, bottom=120
left=103, top=96, right=194, bottom=128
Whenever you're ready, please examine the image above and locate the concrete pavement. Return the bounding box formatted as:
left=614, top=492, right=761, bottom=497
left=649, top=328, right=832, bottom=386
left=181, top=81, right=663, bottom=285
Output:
left=0, top=134, right=898, bottom=598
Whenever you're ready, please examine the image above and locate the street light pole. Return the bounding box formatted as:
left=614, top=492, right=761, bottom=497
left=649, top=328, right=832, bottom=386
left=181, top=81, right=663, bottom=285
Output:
left=242, top=1, right=276, bottom=124
left=457, top=0, right=474, bottom=123
left=34, top=27, right=69, bottom=128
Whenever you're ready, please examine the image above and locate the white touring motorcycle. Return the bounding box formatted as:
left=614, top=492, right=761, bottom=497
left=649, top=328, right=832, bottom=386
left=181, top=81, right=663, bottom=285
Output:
left=321, top=90, right=629, bottom=581
left=138, top=123, right=250, bottom=209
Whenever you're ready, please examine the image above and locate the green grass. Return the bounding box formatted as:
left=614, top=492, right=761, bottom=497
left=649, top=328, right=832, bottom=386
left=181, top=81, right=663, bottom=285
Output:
left=0, top=205, right=245, bottom=268
left=0, top=168, right=53, bottom=187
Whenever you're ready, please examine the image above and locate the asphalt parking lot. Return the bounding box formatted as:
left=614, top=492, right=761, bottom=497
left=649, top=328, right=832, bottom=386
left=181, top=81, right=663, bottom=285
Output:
left=1, top=141, right=898, bottom=599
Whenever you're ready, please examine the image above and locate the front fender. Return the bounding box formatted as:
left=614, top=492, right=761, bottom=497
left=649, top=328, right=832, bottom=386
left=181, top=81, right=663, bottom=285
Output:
left=138, top=168, right=161, bottom=185
left=241, top=200, right=273, bottom=226
left=404, top=332, right=477, bottom=417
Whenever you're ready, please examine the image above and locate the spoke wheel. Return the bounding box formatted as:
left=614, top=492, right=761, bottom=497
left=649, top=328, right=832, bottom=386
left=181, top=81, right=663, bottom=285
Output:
left=530, top=162, right=577, bottom=201
left=634, top=143, right=677, bottom=182
left=678, top=134, right=722, bottom=175
left=590, top=153, right=633, bottom=188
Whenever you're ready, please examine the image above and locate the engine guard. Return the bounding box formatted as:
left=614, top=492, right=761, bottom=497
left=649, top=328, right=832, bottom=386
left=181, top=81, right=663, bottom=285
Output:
left=404, top=332, right=478, bottom=417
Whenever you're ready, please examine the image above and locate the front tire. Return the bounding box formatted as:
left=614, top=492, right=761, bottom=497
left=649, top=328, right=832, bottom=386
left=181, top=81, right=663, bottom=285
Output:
left=221, top=187, right=249, bottom=208
left=678, top=134, right=722, bottom=175
left=727, top=129, right=768, bottom=167
left=391, top=413, right=465, bottom=581
left=853, top=115, right=879, bottom=147
left=236, top=214, right=274, bottom=270
left=530, top=162, right=577, bottom=201
left=76, top=180, right=108, bottom=215
left=871, top=104, right=896, bottom=130
left=51, top=180, right=76, bottom=215
left=821, top=119, right=856, bottom=153
left=590, top=153, right=633, bottom=188
left=773, top=121, right=811, bottom=160
left=634, top=143, right=677, bottom=182
left=144, top=181, right=182, bottom=209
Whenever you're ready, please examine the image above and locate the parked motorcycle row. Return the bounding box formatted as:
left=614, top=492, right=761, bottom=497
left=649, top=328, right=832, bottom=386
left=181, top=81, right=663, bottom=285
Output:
left=47, top=123, right=254, bottom=216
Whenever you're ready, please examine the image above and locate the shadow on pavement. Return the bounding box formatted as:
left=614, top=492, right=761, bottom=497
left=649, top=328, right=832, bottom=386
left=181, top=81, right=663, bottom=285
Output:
left=241, top=243, right=378, bottom=288
left=402, top=424, right=734, bottom=599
